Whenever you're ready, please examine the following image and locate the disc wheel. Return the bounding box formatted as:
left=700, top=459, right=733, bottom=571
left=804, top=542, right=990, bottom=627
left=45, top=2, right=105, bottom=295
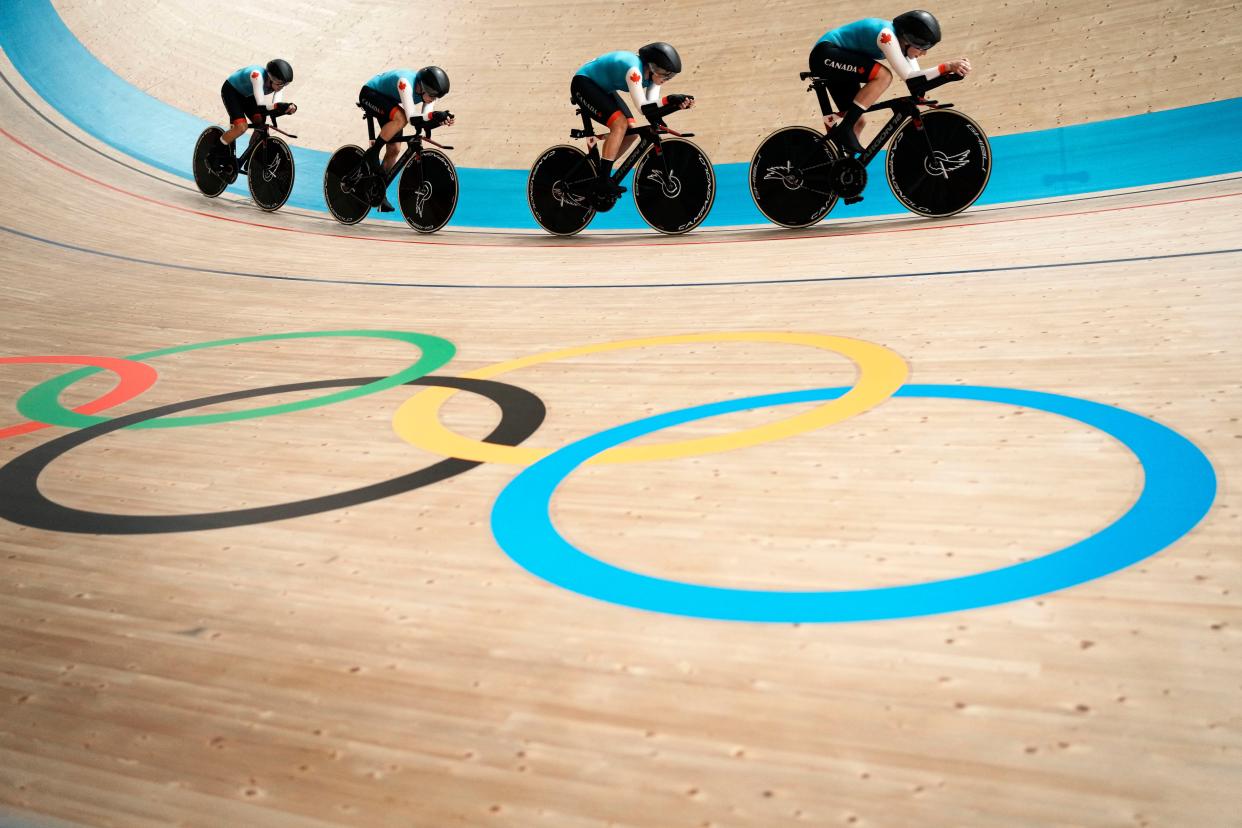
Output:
left=527, top=145, right=597, bottom=236
left=632, top=138, right=715, bottom=235
left=323, top=145, right=373, bottom=225
left=398, top=149, right=458, bottom=233
left=748, top=125, right=840, bottom=228
left=247, top=136, right=295, bottom=212
left=192, top=126, right=231, bottom=197
left=885, top=109, right=992, bottom=217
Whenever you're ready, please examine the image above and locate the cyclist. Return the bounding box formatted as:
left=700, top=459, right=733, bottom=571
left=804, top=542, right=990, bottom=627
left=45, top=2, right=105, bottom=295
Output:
left=213, top=59, right=296, bottom=176
left=572, top=42, right=695, bottom=198
left=810, top=10, right=971, bottom=154
left=358, top=66, right=454, bottom=212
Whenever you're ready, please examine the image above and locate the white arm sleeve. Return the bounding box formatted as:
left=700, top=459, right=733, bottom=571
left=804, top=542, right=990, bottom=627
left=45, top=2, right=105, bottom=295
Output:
left=877, top=28, right=942, bottom=82
left=397, top=75, right=419, bottom=118
left=625, top=67, right=659, bottom=113
left=248, top=70, right=266, bottom=101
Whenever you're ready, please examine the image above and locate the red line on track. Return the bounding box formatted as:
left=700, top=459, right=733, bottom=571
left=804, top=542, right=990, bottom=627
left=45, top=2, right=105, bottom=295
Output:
left=4, top=126, right=1240, bottom=250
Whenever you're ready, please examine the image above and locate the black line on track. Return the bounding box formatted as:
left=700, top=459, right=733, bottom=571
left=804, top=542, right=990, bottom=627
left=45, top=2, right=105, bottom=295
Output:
left=4, top=222, right=1240, bottom=291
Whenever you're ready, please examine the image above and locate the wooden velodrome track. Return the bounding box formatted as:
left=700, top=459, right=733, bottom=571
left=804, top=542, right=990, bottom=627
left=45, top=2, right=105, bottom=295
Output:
left=1, top=0, right=1240, bottom=825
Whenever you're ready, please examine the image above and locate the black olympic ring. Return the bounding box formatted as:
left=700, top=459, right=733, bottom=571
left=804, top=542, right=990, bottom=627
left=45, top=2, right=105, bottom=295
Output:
left=0, top=376, right=545, bottom=534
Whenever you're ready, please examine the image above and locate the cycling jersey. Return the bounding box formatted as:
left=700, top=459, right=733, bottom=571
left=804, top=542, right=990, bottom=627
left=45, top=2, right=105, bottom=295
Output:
left=364, top=69, right=436, bottom=120
left=818, top=19, right=947, bottom=81
left=576, top=51, right=661, bottom=114
left=226, top=66, right=286, bottom=105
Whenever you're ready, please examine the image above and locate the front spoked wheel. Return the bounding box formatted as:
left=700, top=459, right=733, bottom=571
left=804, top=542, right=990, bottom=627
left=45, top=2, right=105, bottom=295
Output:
left=192, top=126, right=232, bottom=197
left=886, top=109, right=992, bottom=218
left=323, top=145, right=373, bottom=225
left=247, top=136, right=295, bottom=212
left=749, top=125, right=840, bottom=228
left=399, top=149, right=458, bottom=233
left=633, top=138, right=715, bottom=235
left=527, top=145, right=597, bottom=236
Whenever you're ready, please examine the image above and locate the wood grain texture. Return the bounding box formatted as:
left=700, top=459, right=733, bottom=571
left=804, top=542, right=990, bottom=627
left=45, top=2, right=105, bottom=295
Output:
left=52, top=0, right=1242, bottom=165
left=2, top=6, right=1242, bottom=827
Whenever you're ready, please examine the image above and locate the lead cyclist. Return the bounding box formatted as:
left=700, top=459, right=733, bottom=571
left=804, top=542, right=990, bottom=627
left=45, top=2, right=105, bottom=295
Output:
left=809, top=10, right=971, bottom=154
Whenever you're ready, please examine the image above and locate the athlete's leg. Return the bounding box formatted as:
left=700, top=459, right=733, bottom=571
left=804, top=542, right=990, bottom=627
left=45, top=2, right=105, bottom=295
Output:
left=368, top=109, right=408, bottom=212
left=600, top=113, right=629, bottom=169
left=380, top=111, right=408, bottom=172
left=218, top=83, right=252, bottom=157
left=848, top=65, right=893, bottom=140
left=221, top=121, right=247, bottom=145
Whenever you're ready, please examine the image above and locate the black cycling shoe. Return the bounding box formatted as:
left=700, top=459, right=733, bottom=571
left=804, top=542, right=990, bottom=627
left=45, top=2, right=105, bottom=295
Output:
left=378, top=195, right=395, bottom=213
left=829, top=125, right=865, bottom=155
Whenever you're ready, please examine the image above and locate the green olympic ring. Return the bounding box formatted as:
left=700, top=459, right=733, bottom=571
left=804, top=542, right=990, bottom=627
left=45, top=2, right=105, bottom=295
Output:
left=16, top=330, right=456, bottom=429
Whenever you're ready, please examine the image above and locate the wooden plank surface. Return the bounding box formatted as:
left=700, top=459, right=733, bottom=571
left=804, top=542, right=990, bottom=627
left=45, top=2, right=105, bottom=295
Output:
left=2, top=4, right=1242, bottom=826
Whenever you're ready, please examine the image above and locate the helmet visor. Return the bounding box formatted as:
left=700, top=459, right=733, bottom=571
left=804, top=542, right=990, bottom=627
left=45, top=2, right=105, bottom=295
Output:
left=901, top=29, right=936, bottom=50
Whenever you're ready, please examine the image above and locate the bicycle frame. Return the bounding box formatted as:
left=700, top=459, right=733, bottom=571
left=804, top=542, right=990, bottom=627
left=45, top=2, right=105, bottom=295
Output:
left=854, top=99, right=924, bottom=166
left=569, top=104, right=694, bottom=188
left=802, top=72, right=959, bottom=168
left=237, top=115, right=296, bottom=174
left=361, top=109, right=454, bottom=187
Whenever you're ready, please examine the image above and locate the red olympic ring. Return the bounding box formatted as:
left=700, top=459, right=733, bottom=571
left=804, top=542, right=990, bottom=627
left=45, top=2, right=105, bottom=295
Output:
left=0, top=356, right=159, bottom=440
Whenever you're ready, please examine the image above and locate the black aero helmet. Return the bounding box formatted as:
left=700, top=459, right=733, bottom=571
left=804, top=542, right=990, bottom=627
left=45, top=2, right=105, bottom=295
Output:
left=893, top=10, right=942, bottom=50
left=265, top=58, right=293, bottom=84
left=638, top=42, right=682, bottom=74
left=416, top=66, right=450, bottom=98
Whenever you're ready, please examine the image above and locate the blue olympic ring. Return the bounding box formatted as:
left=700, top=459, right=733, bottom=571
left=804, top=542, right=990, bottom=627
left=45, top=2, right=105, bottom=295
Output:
left=491, top=384, right=1216, bottom=622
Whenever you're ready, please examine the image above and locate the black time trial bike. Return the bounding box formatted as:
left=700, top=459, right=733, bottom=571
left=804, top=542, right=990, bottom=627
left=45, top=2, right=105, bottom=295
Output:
left=193, top=112, right=297, bottom=212
left=323, top=104, right=459, bottom=233
left=528, top=102, right=715, bottom=236
left=750, top=73, right=991, bottom=228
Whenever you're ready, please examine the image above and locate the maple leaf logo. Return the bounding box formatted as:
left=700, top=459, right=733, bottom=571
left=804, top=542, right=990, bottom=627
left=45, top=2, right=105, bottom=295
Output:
left=880, top=32, right=892, bottom=44
left=399, top=80, right=407, bottom=90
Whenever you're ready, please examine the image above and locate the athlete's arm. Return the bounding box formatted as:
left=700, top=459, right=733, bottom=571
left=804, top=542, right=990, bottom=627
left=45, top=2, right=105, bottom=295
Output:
left=625, top=67, right=659, bottom=113
left=397, top=75, right=422, bottom=119
left=877, top=28, right=943, bottom=81
left=248, top=70, right=267, bottom=100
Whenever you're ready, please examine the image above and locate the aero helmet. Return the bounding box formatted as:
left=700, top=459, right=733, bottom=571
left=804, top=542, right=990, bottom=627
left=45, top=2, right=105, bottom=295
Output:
left=638, top=42, right=682, bottom=74
left=265, top=59, right=293, bottom=84
left=416, top=66, right=450, bottom=98
left=892, top=10, right=942, bottom=50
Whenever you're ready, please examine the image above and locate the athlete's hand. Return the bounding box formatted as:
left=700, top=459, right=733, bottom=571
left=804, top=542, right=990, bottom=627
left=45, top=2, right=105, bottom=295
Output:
left=429, top=110, right=454, bottom=128
left=666, top=93, right=695, bottom=110
left=946, top=58, right=971, bottom=77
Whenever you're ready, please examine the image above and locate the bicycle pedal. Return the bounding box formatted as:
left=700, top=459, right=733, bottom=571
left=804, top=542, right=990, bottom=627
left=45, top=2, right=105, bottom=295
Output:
left=843, top=196, right=864, bottom=205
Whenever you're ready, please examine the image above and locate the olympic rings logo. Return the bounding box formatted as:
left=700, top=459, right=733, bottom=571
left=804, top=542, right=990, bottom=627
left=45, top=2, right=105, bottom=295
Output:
left=1, top=329, right=1217, bottom=623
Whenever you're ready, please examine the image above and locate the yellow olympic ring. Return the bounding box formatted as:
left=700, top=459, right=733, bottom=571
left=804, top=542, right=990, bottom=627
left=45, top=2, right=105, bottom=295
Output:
left=392, top=332, right=908, bottom=465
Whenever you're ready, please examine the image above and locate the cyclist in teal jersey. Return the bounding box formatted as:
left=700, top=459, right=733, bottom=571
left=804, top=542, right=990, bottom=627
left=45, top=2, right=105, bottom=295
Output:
left=358, top=66, right=453, bottom=212
left=810, top=10, right=970, bottom=153
left=571, top=43, right=695, bottom=196
left=212, top=59, right=295, bottom=174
